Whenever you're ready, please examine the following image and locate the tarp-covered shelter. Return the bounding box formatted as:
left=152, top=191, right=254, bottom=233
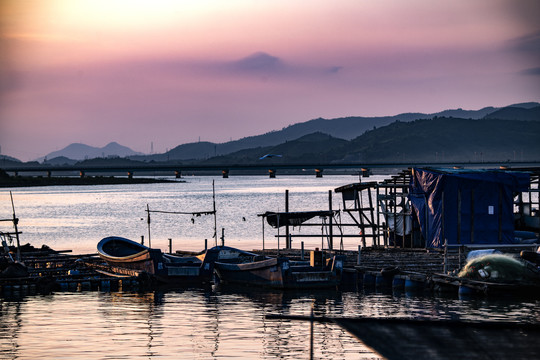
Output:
left=260, top=211, right=337, bottom=228
left=409, top=168, right=530, bottom=248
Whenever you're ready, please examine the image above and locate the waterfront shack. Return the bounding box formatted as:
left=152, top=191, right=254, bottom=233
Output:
left=408, top=168, right=531, bottom=248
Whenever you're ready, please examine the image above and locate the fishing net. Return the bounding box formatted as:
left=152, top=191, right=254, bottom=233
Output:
left=458, top=254, right=537, bottom=282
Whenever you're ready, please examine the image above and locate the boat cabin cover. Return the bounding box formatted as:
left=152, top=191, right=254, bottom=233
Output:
left=409, top=168, right=530, bottom=248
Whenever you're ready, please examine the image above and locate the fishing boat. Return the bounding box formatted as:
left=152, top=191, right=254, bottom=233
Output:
left=97, top=236, right=248, bottom=284
left=214, top=210, right=345, bottom=289
left=214, top=253, right=345, bottom=289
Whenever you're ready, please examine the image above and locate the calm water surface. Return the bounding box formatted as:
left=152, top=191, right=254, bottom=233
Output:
left=0, top=175, right=386, bottom=254
left=1, top=175, right=540, bottom=359
left=2, top=287, right=540, bottom=359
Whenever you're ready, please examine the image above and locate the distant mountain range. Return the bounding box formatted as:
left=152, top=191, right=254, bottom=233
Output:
left=202, top=117, right=540, bottom=164
left=124, top=102, right=538, bottom=163
left=38, top=142, right=143, bottom=163
left=1, top=102, right=538, bottom=166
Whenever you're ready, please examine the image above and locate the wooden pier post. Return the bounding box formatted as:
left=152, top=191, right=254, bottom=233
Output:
left=471, top=189, right=475, bottom=243
left=443, top=239, right=448, bottom=274
left=309, top=308, right=314, bottom=360
left=285, top=190, right=290, bottom=249
left=147, top=204, right=152, bottom=248
left=498, top=186, right=503, bottom=243
left=457, top=188, right=462, bottom=245
left=328, top=190, right=333, bottom=250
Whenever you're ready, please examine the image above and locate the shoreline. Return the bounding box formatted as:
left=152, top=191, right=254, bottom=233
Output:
left=0, top=175, right=183, bottom=188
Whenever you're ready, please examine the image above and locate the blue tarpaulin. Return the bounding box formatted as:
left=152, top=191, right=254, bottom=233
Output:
left=409, top=168, right=530, bottom=248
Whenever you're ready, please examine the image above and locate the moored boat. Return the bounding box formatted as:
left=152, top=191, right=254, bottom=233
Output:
left=214, top=252, right=345, bottom=289
left=213, top=208, right=345, bottom=289
left=97, top=236, right=249, bottom=285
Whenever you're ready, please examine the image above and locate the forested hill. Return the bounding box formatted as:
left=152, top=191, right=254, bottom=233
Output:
left=5, top=102, right=539, bottom=165
left=202, top=118, right=540, bottom=164
left=344, top=117, right=540, bottom=163
left=135, top=103, right=538, bottom=162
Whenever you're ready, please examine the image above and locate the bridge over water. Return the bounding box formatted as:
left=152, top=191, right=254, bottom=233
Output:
left=2, top=161, right=539, bottom=178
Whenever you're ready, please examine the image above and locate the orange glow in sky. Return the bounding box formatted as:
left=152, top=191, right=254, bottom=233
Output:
left=1, top=0, right=539, bottom=160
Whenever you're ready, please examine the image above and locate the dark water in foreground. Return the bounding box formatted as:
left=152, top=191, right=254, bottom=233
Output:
left=2, top=286, right=540, bottom=359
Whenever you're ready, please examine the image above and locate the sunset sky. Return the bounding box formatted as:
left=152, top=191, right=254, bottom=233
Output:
left=1, top=0, right=539, bottom=160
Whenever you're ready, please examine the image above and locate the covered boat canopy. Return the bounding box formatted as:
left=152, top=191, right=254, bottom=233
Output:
left=259, top=211, right=337, bottom=228
left=409, top=168, right=530, bottom=248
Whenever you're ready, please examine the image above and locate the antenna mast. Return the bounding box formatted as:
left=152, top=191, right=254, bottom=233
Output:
left=213, top=180, right=218, bottom=246
left=10, top=192, right=21, bottom=262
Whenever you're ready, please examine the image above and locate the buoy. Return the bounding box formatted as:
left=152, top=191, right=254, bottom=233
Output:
left=458, top=285, right=476, bottom=296
left=100, top=280, right=112, bottom=292
left=375, top=273, right=392, bottom=288
left=392, top=275, right=406, bottom=289
left=404, top=277, right=424, bottom=291
left=363, top=272, right=376, bottom=287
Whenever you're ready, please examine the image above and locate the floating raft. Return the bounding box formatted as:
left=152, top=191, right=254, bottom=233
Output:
left=432, top=273, right=540, bottom=297
left=1, top=249, right=148, bottom=297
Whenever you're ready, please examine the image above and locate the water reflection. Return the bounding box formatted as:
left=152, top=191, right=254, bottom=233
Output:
left=0, top=175, right=389, bottom=253
left=2, top=286, right=540, bottom=359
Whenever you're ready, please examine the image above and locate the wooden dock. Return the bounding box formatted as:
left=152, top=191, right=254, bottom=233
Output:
left=2, top=245, right=539, bottom=299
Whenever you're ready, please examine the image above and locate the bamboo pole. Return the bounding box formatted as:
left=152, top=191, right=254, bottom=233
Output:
left=10, top=192, right=21, bottom=262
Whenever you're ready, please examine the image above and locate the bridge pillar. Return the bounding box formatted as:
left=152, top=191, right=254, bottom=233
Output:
left=315, top=169, right=323, bottom=178
left=361, top=168, right=371, bottom=177
left=269, top=169, right=276, bottom=178
left=47, top=170, right=52, bottom=178
left=79, top=170, right=85, bottom=178
left=127, top=171, right=133, bottom=179
left=175, top=170, right=182, bottom=179
left=222, top=169, right=229, bottom=178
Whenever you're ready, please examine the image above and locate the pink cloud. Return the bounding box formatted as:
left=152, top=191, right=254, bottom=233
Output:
left=1, top=0, right=539, bottom=160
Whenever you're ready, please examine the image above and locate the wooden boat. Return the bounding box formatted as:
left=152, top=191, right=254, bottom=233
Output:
left=97, top=236, right=249, bottom=284
left=214, top=210, right=345, bottom=289
left=214, top=253, right=345, bottom=289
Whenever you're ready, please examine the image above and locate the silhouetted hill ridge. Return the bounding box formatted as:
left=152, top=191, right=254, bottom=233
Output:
left=484, top=106, right=540, bottom=121
left=39, top=142, right=143, bottom=162
left=207, top=118, right=540, bottom=164
left=151, top=102, right=537, bottom=161
left=3, top=101, right=538, bottom=163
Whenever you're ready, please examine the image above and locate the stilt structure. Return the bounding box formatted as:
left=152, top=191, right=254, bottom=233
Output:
left=376, top=169, right=415, bottom=248
left=334, top=182, right=378, bottom=248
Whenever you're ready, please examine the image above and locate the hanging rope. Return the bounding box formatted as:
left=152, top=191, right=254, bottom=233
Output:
left=146, top=209, right=215, bottom=216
